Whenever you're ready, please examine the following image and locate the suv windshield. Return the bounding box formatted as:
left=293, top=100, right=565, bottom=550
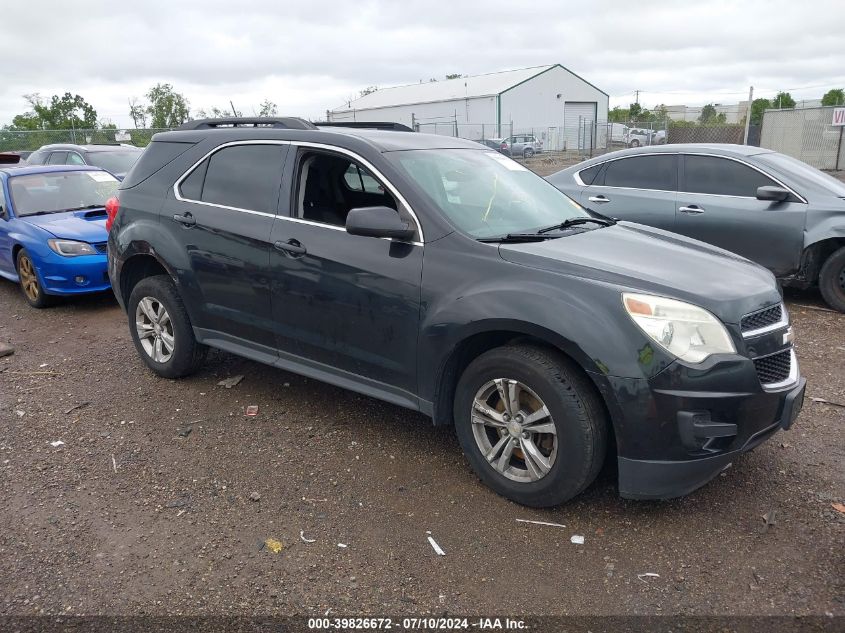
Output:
left=9, top=170, right=118, bottom=217
left=86, top=150, right=142, bottom=174
left=389, top=149, right=589, bottom=238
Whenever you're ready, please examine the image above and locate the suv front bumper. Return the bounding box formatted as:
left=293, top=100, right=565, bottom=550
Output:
left=617, top=377, right=805, bottom=499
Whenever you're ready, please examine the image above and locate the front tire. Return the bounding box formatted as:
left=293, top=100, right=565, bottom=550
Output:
left=630, top=139, right=640, bottom=148
left=16, top=249, right=55, bottom=309
left=523, top=148, right=535, bottom=158
left=127, top=275, right=207, bottom=378
left=454, top=344, right=607, bottom=507
left=819, top=246, right=845, bottom=312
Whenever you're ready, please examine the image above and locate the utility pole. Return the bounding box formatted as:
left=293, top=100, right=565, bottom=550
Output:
left=743, top=85, right=754, bottom=145
left=635, top=90, right=640, bottom=104
left=230, top=100, right=238, bottom=117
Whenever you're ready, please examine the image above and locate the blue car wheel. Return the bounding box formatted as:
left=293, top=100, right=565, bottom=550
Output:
left=16, top=248, right=55, bottom=309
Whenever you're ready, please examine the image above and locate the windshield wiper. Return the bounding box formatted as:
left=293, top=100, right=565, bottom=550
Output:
left=22, top=209, right=68, bottom=216
left=62, top=204, right=105, bottom=212
left=536, top=217, right=615, bottom=234
left=477, top=233, right=558, bottom=243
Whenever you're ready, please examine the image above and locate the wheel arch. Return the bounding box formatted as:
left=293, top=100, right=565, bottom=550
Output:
left=794, top=236, right=845, bottom=286
left=430, top=323, right=613, bottom=439
left=118, top=250, right=176, bottom=307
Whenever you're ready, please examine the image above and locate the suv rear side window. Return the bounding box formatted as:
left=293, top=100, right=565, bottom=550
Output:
left=179, top=144, right=286, bottom=212
left=603, top=155, right=676, bottom=191
left=683, top=155, right=777, bottom=197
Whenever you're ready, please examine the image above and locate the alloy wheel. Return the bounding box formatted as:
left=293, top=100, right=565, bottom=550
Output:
left=135, top=296, right=175, bottom=363
left=18, top=255, right=40, bottom=302
left=471, top=378, right=557, bottom=483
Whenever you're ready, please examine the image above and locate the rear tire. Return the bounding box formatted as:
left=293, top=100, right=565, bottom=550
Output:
left=819, top=246, right=845, bottom=313
left=630, top=139, right=640, bottom=148
left=16, top=249, right=55, bottom=309
left=523, top=148, right=535, bottom=158
left=454, top=344, right=607, bottom=507
left=127, top=275, right=207, bottom=378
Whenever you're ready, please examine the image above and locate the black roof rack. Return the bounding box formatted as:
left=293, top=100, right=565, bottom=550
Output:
left=316, top=121, right=415, bottom=132
left=177, top=117, right=317, bottom=131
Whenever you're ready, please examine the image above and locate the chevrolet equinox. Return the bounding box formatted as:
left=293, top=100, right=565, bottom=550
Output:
left=107, top=117, right=806, bottom=507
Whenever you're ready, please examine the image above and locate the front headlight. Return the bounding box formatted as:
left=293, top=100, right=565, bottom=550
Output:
left=47, top=239, right=97, bottom=257
left=622, top=292, right=735, bottom=363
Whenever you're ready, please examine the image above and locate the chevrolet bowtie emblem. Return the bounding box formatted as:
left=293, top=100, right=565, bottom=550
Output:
left=783, top=327, right=795, bottom=345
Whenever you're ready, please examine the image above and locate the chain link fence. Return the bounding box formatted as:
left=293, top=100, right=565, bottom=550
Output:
left=0, top=128, right=174, bottom=153
left=760, top=106, right=845, bottom=170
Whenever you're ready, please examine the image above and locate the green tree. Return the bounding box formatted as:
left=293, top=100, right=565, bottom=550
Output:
left=257, top=100, right=278, bottom=117
left=628, top=102, right=643, bottom=120
left=11, top=93, right=99, bottom=130
left=773, top=91, right=795, bottom=109
left=128, top=97, right=147, bottom=128
left=445, top=73, right=462, bottom=80
left=699, top=103, right=718, bottom=124
left=145, top=83, right=190, bottom=128
left=749, top=98, right=772, bottom=125
left=821, top=88, right=845, bottom=106
left=608, top=106, right=629, bottom=123
left=359, top=86, right=378, bottom=97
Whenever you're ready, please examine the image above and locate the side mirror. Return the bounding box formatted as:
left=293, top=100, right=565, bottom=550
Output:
left=757, top=186, right=790, bottom=202
left=346, top=206, right=415, bottom=240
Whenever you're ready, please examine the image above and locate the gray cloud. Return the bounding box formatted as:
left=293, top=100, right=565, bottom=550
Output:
left=1, top=0, right=843, bottom=127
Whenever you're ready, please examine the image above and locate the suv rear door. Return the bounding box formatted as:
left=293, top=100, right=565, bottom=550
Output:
left=676, top=154, right=806, bottom=275
left=267, top=146, right=423, bottom=406
left=163, top=142, right=289, bottom=357
left=579, top=154, right=678, bottom=231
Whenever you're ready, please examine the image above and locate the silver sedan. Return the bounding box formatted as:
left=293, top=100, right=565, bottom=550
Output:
left=547, top=144, right=845, bottom=312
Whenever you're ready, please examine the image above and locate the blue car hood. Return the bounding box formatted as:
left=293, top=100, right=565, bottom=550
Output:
left=22, top=209, right=109, bottom=243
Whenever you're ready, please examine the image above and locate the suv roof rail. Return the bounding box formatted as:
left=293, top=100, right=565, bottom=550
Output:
left=177, top=117, right=318, bottom=131
left=316, top=121, right=415, bottom=132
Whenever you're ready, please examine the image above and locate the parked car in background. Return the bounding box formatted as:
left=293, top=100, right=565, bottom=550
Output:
left=27, top=143, right=143, bottom=180
left=2, top=150, right=33, bottom=162
left=0, top=164, right=118, bottom=307
left=624, top=128, right=655, bottom=147
left=108, top=117, right=803, bottom=507
left=500, top=134, right=543, bottom=158
left=547, top=144, right=845, bottom=311
left=653, top=129, right=667, bottom=144
left=609, top=123, right=629, bottom=146
left=479, top=138, right=504, bottom=151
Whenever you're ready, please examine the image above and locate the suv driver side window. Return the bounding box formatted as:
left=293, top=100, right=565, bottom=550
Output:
left=296, top=150, right=407, bottom=231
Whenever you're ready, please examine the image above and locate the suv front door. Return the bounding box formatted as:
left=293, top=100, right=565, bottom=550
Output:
left=676, top=154, right=806, bottom=275
left=164, top=142, right=289, bottom=357
left=268, top=147, right=423, bottom=407
left=579, top=154, right=678, bottom=231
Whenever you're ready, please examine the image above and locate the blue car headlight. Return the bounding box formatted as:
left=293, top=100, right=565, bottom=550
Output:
left=47, top=239, right=97, bottom=257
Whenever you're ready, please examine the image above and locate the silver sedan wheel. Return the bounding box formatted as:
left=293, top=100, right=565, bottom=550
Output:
left=135, top=296, right=174, bottom=363
left=471, top=379, right=557, bottom=483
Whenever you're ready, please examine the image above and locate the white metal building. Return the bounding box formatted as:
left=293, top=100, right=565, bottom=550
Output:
left=328, top=64, right=609, bottom=150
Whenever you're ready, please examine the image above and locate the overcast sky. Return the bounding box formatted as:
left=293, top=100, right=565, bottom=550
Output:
left=1, top=0, right=843, bottom=127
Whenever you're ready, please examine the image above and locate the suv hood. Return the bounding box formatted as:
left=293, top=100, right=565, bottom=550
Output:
left=21, top=209, right=109, bottom=243
left=498, top=222, right=781, bottom=324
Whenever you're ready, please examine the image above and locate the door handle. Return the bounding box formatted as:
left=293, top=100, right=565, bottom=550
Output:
left=172, top=212, right=196, bottom=227
left=274, top=239, right=306, bottom=257
left=588, top=195, right=610, bottom=204
left=679, top=205, right=705, bottom=215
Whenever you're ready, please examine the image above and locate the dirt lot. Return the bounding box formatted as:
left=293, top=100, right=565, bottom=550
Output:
left=1, top=172, right=843, bottom=619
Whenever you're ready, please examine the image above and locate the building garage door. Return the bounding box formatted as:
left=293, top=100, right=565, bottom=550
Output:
left=564, top=102, right=597, bottom=150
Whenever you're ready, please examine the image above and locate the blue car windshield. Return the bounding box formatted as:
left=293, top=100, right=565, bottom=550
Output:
left=9, top=171, right=118, bottom=217
left=388, top=149, right=590, bottom=239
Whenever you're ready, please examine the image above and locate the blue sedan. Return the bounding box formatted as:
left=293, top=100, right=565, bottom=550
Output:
left=0, top=164, right=119, bottom=308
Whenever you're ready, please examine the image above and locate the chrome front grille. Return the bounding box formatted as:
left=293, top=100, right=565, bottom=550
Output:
left=741, top=304, right=784, bottom=335
left=753, top=349, right=793, bottom=386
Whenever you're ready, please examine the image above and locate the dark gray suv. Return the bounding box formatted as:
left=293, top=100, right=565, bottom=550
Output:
left=106, top=118, right=804, bottom=507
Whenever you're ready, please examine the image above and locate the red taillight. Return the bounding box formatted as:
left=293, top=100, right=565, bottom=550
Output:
left=500, top=142, right=507, bottom=149
left=105, top=196, right=120, bottom=232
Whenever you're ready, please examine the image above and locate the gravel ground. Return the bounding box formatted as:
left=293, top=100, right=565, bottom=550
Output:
left=0, top=170, right=843, bottom=619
